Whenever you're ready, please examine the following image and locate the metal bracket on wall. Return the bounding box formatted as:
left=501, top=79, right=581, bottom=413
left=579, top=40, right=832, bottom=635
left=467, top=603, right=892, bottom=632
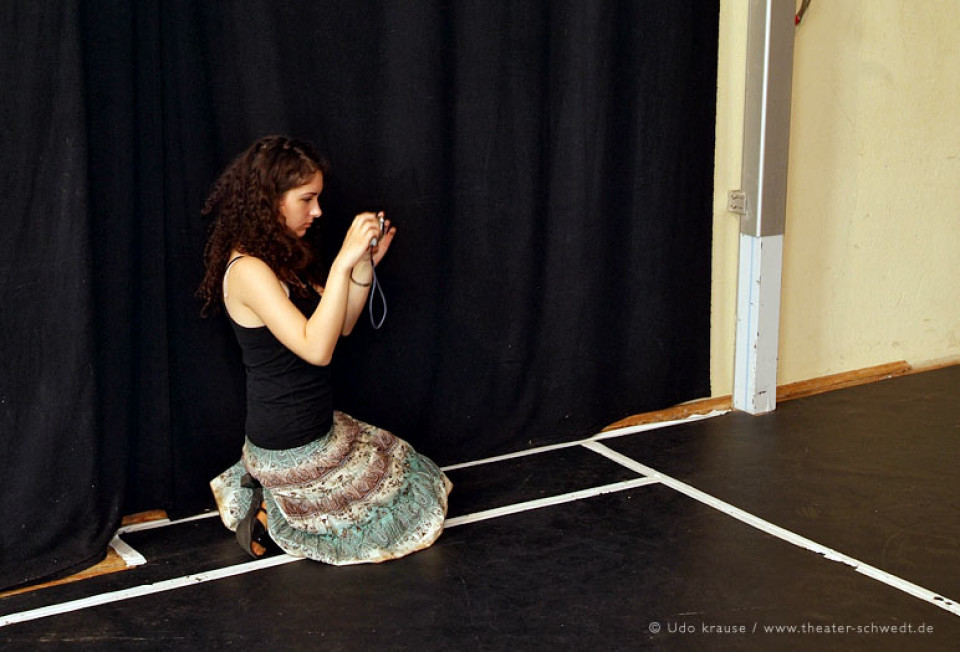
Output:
left=728, top=190, right=746, bottom=215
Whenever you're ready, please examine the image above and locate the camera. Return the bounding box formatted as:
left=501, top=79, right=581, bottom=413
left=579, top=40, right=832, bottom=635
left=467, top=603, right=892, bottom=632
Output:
left=370, top=213, right=385, bottom=248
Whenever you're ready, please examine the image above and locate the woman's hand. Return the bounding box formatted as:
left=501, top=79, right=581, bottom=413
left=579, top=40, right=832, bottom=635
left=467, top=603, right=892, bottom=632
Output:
left=332, top=212, right=385, bottom=273
left=336, top=212, right=395, bottom=336
left=370, top=214, right=397, bottom=267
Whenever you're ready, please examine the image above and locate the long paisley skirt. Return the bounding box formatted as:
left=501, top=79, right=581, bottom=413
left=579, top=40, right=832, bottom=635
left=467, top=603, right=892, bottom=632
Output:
left=210, top=411, right=451, bottom=565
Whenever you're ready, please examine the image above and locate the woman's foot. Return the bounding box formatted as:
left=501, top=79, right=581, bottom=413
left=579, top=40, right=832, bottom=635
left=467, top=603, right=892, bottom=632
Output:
left=249, top=503, right=270, bottom=556
left=236, top=489, right=275, bottom=558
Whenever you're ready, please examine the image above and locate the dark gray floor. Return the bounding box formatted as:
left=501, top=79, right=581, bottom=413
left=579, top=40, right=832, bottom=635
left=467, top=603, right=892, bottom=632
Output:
left=2, top=366, right=959, bottom=650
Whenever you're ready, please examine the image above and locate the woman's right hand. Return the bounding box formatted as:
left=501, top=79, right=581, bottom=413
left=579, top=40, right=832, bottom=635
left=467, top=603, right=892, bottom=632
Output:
left=333, top=212, right=383, bottom=272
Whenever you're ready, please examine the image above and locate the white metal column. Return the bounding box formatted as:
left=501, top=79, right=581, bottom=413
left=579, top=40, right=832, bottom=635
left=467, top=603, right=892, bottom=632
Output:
left=733, top=0, right=796, bottom=414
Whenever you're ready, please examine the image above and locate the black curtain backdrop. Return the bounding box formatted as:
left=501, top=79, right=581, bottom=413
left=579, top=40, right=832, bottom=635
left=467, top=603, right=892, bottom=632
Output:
left=0, top=1, right=718, bottom=590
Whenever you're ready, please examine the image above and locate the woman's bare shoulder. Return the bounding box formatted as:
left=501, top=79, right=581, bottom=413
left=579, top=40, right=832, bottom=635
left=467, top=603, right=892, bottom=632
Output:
left=226, top=254, right=288, bottom=298
left=227, top=255, right=279, bottom=282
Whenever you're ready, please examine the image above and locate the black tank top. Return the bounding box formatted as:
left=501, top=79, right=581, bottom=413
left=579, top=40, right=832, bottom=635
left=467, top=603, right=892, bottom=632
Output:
left=227, top=258, right=333, bottom=449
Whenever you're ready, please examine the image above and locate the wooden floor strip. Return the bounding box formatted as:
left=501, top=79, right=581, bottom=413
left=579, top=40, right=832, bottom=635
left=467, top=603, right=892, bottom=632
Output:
left=0, top=511, right=167, bottom=599
left=0, top=549, right=130, bottom=600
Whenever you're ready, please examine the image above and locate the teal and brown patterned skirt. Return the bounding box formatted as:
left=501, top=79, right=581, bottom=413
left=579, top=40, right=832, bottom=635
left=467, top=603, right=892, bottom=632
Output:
left=210, top=412, right=451, bottom=565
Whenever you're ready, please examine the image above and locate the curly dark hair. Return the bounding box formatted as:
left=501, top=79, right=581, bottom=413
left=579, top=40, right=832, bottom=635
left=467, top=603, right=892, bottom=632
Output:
left=198, top=135, right=330, bottom=315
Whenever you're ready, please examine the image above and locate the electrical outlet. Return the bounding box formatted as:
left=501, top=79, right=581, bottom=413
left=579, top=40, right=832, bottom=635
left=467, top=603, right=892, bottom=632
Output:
left=728, top=190, right=746, bottom=214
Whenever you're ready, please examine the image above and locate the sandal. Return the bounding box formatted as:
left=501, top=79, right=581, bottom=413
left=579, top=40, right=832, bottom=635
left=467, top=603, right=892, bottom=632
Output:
left=235, top=486, right=277, bottom=558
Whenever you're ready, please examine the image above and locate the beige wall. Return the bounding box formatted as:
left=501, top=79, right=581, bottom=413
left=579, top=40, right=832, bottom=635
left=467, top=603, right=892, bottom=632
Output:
left=711, top=0, right=960, bottom=396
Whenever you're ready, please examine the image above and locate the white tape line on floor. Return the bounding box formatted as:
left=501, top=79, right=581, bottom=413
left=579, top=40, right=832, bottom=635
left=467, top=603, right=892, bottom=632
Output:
left=582, top=440, right=960, bottom=618
left=0, top=476, right=660, bottom=628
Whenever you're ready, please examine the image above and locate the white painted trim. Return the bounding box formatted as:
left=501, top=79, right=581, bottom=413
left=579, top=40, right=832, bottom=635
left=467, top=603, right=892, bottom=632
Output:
left=734, top=233, right=784, bottom=413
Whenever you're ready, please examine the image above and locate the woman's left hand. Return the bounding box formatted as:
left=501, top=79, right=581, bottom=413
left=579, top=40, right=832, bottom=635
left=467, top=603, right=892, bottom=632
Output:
left=370, top=215, right=396, bottom=267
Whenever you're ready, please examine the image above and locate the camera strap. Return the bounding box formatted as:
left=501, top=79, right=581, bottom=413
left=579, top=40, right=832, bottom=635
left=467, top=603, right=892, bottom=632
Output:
left=368, top=250, right=387, bottom=330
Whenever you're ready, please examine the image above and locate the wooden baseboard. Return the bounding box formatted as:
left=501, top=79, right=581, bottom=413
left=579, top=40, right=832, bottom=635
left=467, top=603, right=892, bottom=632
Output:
left=121, top=509, right=169, bottom=527
left=602, top=395, right=733, bottom=432
left=776, top=360, right=913, bottom=402
left=0, top=549, right=130, bottom=600
left=602, top=359, right=933, bottom=433
left=0, top=510, right=169, bottom=599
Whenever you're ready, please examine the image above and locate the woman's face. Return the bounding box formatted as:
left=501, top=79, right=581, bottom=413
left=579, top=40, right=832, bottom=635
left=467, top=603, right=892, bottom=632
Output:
left=278, top=171, right=324, bottom=237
